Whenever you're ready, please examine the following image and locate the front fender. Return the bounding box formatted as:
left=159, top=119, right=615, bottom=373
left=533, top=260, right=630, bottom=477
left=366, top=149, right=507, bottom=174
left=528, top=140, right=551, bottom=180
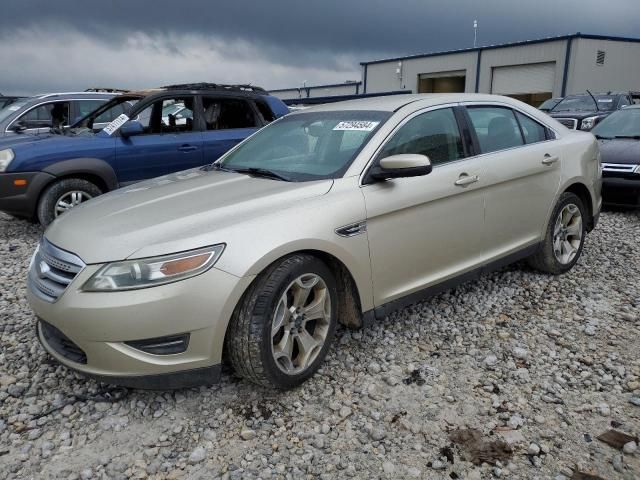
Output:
left=42, top=158, right=119, bottom=191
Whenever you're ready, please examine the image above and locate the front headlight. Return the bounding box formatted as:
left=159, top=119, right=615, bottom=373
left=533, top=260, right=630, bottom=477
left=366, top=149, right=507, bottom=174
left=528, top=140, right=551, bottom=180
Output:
left=0, top=149, right=14, bottom=172
left=581, top=116, right=599, bottom=130
left=82, top=244, right=225, bottom=291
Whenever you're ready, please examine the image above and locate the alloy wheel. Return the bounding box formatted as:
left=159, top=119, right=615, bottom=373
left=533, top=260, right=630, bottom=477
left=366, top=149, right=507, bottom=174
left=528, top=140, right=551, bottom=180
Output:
left=552, top=203, right=583, bottom=265
left=271, top=273, right=331, bottom=375
left=54, top=191, right=93, bottom=217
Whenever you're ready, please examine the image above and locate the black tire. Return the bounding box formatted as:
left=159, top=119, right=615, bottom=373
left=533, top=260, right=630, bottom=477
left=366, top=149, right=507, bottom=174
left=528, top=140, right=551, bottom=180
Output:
left=37, top=178, right=102, bottom=226
left=226, top=254, right=338, bottom=389
left=528, top=192, right=587, bottom=275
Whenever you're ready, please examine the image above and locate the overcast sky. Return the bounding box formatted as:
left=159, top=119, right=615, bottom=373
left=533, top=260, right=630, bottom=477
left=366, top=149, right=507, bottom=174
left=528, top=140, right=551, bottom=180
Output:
left=1, top=0, right=639, bottom=96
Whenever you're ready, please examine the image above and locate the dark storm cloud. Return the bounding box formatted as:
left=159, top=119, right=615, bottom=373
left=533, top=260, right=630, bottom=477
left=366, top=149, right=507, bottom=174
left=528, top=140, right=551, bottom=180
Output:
left=1, top=0, right=639, bottom=95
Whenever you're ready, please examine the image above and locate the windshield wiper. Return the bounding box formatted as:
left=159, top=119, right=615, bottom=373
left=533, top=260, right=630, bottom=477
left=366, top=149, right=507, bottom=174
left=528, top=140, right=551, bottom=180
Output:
left=202, top=162, right=231, bottom=172
left=594, top=135, right=613, bottom=140
left=614, top=135, right=640, bottom=139
left=230, top=167, right=291, bottom=181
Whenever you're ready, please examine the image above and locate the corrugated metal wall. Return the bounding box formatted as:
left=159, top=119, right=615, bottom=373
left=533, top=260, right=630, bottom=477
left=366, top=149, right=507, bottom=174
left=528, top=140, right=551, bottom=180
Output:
left=567, top=39, right=640, bottom=94
left=364, top=51, right=477, bottom=94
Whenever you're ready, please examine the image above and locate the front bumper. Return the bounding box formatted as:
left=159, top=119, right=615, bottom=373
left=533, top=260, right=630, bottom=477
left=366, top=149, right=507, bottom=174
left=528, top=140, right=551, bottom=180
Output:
left=27, top=261, right=254, bottom=389
left=0, top=171, right=55, bottom=217
left=602, top=176, right=640, bottom=206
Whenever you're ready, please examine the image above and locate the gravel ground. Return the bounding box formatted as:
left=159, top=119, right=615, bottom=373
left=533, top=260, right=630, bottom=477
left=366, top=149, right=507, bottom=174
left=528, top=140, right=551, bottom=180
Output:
left=1, top=209, right=639, bottom=480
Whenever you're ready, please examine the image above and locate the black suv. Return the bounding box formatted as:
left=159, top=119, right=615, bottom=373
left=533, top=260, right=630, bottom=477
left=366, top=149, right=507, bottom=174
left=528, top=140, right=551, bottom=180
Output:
left=549, top=92, right=638, bottom=131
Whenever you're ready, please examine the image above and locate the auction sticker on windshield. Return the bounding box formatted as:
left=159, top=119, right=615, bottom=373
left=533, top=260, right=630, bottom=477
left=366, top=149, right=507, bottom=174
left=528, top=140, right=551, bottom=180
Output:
left=103, top=114, right=130, bottom=136
left=333, top=121, right=379, bottom=131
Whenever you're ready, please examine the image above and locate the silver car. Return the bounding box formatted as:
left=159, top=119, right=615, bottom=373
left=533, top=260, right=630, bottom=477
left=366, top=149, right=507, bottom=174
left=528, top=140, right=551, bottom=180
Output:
left=27, top=94, right=601, bottom=390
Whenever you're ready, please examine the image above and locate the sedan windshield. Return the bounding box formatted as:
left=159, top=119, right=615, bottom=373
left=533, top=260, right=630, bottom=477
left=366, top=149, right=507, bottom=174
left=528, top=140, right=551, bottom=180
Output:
left=552, top=95, right=617, bottom=112
left=591, top=108, right=640, bottom=138
left=217, top=110, right=390, bottom=181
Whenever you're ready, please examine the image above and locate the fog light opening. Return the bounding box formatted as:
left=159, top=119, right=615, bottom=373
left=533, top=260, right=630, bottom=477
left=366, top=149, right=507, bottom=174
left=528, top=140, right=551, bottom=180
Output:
left=125, top=333, right=190, bottom=355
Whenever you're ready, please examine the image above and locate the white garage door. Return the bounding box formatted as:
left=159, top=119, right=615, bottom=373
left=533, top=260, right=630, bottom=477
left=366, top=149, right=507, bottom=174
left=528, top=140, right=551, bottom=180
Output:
left=491, top=62, right=555, bottom=95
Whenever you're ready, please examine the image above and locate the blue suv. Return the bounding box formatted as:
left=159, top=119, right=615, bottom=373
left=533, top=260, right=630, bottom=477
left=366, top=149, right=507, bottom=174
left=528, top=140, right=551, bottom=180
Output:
left=0, top=84, right=288, bottom=224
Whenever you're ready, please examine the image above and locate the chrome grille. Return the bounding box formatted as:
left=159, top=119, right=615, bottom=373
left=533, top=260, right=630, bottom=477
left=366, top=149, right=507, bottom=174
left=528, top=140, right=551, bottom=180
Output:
left=28, top=239, right=85, bottom=302
left=555, top=118, right=578, bottom=129
left=602, top=163, right=638, bottom=173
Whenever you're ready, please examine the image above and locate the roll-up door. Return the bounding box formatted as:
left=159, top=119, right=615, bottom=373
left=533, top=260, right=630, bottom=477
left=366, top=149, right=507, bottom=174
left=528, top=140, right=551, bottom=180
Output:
left=491, top=62, right=555, bottom=95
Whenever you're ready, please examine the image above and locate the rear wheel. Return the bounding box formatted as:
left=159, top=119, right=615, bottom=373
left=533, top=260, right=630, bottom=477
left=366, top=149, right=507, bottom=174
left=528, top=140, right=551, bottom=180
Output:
left=37, top=178, right=102, bottom=226
left=226, top=254, right=338, bottom=389
left=528, top=192, right=586, bottom=274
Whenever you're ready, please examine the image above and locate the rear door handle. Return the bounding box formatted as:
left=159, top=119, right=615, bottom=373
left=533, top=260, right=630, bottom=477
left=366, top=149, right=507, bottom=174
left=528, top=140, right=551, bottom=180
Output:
left=454, top=173, right=479, bottom=187
left=542, top=154, right=559, bottom=165
left=178, top=144, right=198, bottom=152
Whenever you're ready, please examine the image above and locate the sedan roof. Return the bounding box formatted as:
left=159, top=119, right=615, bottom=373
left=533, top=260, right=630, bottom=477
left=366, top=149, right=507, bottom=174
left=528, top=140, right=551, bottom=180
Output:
left=298, top=93, right=530, bottom=112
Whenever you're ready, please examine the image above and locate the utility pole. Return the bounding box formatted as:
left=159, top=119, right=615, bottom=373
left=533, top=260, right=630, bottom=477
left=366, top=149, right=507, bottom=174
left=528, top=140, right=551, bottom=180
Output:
left=474, top=20, right=478, bottom=48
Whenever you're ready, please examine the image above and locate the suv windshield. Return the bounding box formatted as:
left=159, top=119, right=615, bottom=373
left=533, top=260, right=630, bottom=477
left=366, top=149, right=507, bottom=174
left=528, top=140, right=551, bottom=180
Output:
left=591, top=108, right=640, bottom=138
left=217, top=110, right=390, bottom=181
left=552, top=95, right=617, bottom=112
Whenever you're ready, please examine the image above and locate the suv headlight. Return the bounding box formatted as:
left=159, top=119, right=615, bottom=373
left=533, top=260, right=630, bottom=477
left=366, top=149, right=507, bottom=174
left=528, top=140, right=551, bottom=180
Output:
left=0, top=149, right=14, bottom=172
left=82, top=244, right=225, bottom=291
left=580, top=116, right=599, bottom=130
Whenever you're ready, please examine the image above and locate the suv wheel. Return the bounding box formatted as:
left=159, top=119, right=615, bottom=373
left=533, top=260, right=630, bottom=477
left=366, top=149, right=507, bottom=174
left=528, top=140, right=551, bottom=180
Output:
left=37, top=178, right=102, bottom=226
left=528, top=192, right=586, bottom=274
left=227, top=254, right=338, bottom=389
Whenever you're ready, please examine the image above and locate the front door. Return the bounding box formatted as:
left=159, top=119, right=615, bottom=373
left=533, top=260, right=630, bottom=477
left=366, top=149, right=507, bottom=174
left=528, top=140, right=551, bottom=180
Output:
left=115, top=96, right=203, bottom=184
left=362, top=106, right=487, bottom=306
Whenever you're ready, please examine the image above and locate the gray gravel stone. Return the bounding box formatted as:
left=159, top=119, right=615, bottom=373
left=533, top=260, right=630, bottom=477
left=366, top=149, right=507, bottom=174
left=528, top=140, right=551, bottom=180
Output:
left=1, top=211, right=640, bottom=480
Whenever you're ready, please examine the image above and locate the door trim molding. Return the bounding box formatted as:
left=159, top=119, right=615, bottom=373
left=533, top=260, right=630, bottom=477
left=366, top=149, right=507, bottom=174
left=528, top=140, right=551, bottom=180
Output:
left=362, top=242, right=541, bottom=324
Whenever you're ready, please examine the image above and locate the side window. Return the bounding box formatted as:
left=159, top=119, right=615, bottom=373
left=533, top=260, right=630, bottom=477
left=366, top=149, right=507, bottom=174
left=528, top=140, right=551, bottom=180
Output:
left=618, top=96, right=631, bottom=108
left=467, top=107, right=523, bottom=153
left=254, top=100, right=276, bottom=123
left=202, top=97, right=258, bottom=130
left=21, top=102, right=70, bottom=128
left=515, top=111, right=547, bottom=144
left=379, top=108, right=464, bottom=166
left=160, top=98, right=194, bottom=133
left=130, top=97, right=194, bottom=135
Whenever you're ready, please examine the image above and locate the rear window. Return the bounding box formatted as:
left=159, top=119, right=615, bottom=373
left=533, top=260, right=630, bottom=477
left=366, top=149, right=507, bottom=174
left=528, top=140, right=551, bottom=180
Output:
left=467, top=107, right=523, bottom=153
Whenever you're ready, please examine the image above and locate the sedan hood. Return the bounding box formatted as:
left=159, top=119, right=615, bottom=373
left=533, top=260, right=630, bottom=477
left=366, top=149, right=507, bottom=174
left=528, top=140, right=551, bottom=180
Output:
left=45, top=168, right=333, bottom=264
left=598, top=138, right=640, bottom=165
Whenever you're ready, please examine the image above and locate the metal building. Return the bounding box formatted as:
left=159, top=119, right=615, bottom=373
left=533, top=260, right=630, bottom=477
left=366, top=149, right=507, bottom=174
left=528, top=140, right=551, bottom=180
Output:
left=271, top=81, right=362, bottom=101
left=362, top=33, right=640, bottom=106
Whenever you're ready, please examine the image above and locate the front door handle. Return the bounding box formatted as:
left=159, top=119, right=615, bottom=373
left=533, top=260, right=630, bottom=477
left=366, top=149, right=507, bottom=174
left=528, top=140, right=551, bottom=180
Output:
left=542, top=154, right=559, bottom=165
left=178, top=144, right=198, bottom=152
left=454, top=173, right=479, bottom=187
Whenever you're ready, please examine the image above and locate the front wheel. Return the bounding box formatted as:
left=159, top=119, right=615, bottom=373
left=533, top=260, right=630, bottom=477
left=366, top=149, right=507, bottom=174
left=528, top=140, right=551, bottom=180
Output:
left=37, top=178, right=102, bottom=226
left=528, top=192, right=587, bottom=274
left=226, top=254, right=338, bottom=389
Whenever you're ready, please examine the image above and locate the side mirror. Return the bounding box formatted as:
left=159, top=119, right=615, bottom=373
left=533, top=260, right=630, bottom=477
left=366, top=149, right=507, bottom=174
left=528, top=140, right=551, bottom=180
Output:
left=369, top=154, right=432, bottom=181
left=10, top=121, right=27, bottom=133
left=119, top=120, right=144, bottom=138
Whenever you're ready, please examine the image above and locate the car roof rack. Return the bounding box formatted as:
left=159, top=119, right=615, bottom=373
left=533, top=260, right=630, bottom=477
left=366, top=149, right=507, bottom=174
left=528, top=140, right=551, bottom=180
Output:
left=85, top=87, right=131, bottom=93
left=161, top=83, right=268, bottom=94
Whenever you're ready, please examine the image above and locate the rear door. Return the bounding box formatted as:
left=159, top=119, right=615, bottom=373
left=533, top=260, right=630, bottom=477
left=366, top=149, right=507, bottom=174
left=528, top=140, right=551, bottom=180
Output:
left=362, top=105, right=487, bottom=306
left=200, top=96, right=261, bottom=163
left=115, top=95, right=204, bottom=184
left=463, top=104, right=561, bottom=259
